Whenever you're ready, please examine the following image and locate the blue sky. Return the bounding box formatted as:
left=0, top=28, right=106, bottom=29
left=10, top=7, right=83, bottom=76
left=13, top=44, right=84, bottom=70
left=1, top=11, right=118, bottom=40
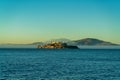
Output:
left=0, top=0, right=120, bottom=44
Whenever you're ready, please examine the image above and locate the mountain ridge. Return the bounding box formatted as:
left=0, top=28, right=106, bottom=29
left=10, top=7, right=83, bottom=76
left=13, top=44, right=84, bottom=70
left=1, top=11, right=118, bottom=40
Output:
left=31, top=38, right=118, bottom=46
left=71, top=38, right=118, bottom=46
left=0, top=38, right=119, bottom=46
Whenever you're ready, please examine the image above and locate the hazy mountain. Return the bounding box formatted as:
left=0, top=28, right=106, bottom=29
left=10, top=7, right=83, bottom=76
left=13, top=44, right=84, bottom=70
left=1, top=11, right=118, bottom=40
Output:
left=71, top=38, right=118, bottom=46
left=0, top=44, right=35, bottom=48
left=45, top=38, right=71, bottom=43
left=30, top=42, right=44, bottom=45
left=0, top=38, right=119, bottom=48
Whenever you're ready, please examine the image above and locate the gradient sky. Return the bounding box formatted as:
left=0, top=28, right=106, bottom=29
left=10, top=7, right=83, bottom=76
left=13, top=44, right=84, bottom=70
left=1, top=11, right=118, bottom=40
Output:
left=0, top=0, right=120, bottom=44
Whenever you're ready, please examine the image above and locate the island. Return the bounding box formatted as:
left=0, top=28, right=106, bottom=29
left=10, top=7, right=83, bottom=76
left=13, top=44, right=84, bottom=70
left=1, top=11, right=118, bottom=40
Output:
left=37, top=42, right=78, bottom=49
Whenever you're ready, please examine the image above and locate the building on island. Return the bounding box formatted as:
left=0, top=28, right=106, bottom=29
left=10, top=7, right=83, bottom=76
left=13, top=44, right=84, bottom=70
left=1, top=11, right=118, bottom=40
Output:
left=37, top=42, right=78, bottom=49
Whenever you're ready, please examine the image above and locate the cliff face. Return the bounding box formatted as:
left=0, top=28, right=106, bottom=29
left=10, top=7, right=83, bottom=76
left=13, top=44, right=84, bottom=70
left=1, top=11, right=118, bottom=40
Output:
left=37, top=42, right=78, bottom=49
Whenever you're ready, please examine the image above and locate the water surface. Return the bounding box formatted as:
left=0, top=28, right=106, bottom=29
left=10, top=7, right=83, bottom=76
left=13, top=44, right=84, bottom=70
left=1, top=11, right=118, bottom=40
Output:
left=0, top=49, right=120, bottom=80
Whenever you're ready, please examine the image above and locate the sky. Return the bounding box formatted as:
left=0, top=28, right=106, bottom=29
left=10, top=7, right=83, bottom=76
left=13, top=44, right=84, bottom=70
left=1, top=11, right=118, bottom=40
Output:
left=0, top=0, right=120, bottom=44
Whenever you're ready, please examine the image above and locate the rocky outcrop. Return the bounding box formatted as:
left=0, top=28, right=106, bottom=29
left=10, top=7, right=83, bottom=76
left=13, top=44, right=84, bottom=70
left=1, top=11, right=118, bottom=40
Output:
left=37, top=42, right=78, bottom=49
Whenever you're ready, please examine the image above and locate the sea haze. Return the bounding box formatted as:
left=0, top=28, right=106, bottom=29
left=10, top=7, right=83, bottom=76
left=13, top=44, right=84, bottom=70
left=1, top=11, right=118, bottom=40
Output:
left=0, top=44, right=120, bottom=49
left=0, top=49, right=120, bottom=80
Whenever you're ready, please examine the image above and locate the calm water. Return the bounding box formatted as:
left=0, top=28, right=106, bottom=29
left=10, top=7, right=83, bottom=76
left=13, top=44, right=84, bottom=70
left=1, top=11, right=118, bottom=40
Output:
left=0, top=49, right=120, bottom=80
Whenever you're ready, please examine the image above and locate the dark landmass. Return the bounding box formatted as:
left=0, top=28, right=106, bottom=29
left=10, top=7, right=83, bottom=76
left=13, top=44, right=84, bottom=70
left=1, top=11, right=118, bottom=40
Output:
left=37, top=42, right=78, bottom=49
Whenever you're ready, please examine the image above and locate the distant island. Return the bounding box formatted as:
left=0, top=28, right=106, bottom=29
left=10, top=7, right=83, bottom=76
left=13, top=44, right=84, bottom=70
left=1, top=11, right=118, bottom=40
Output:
left=36, top=38, right=118, bottom=49
left=37, top=42, right=78, bottom=49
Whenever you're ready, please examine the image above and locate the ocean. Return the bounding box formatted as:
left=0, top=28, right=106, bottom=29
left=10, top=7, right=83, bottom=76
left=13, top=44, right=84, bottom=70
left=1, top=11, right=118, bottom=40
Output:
left=0, top=49, right=120, bottom=80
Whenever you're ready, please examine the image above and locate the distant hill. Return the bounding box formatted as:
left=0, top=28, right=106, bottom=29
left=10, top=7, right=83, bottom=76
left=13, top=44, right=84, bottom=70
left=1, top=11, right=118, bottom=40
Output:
left=45, top=38, right=71, bottom=43
left=71, top=38, right=118, bottom=46
left=30, top=42, right=44, bottom=45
